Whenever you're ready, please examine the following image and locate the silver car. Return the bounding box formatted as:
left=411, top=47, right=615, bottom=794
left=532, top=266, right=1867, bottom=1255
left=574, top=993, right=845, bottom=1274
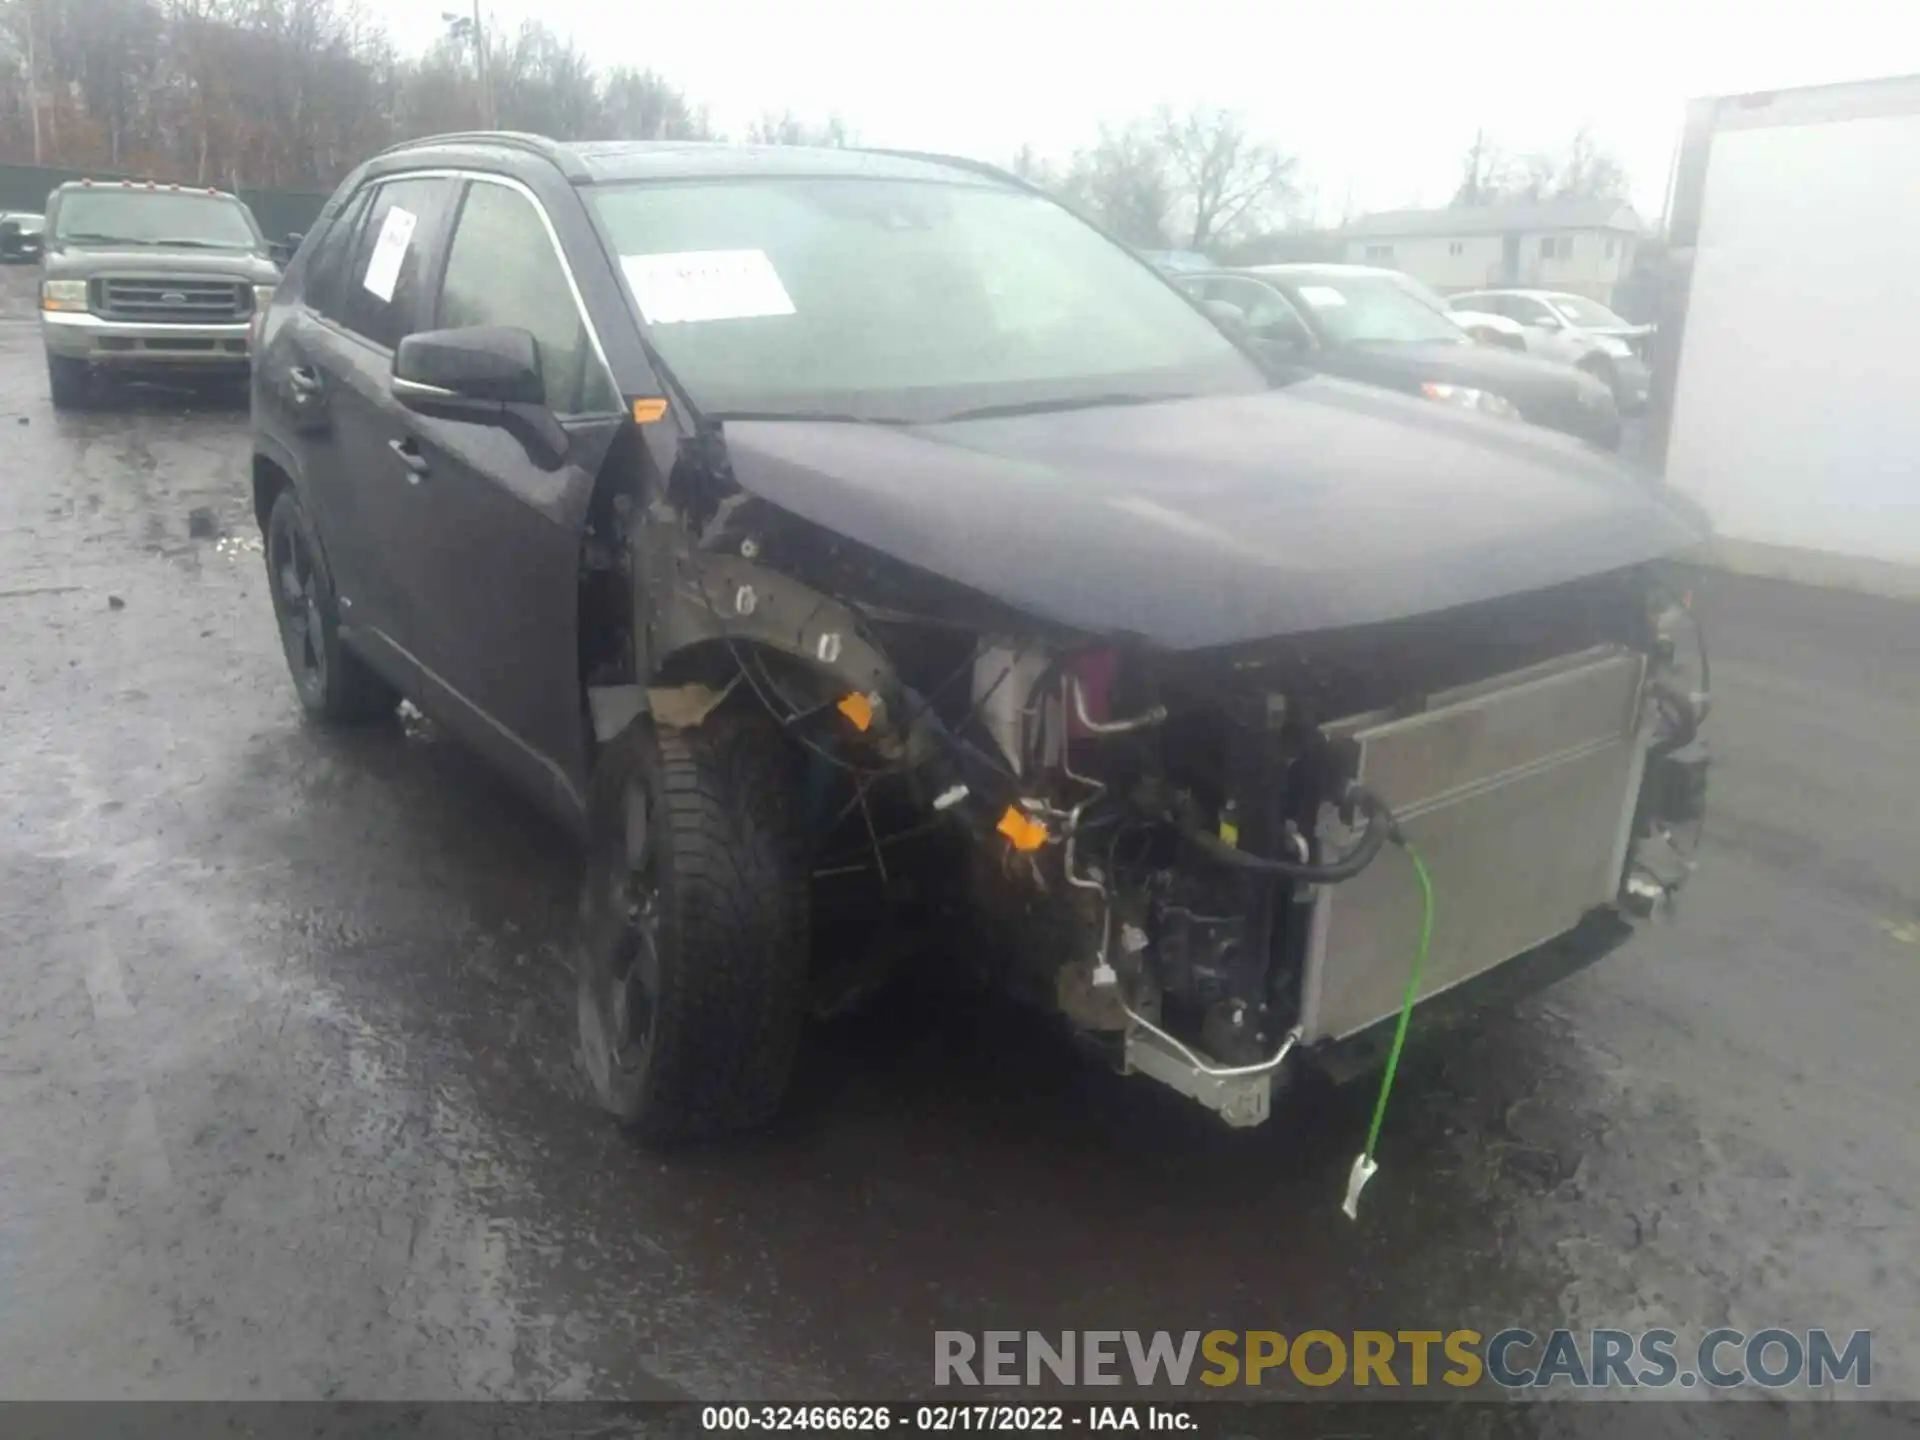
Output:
left=1448, top=288, right=1652, bottom=413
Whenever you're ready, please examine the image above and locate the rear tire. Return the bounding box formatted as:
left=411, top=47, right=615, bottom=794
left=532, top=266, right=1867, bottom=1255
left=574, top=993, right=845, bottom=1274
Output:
left=577, top=710, right=811, bottom=1144
left=263, top=487, right=399, bottom=723
left=46, top=354, right=87, bottom=410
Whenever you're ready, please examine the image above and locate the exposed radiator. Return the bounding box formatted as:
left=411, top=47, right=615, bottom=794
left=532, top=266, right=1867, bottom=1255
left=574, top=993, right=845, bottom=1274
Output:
left=1299, top=644, right=1647, bottom=1042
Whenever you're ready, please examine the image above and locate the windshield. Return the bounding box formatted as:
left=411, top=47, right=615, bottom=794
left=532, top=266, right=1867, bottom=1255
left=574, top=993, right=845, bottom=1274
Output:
left=1546, top=294, right=1629, bottom=328
left=1274, top=273, right=1470, bottom=346
left=591, top=177, right=1263, bottom=422
left=52, top=190, right=260, bottom=249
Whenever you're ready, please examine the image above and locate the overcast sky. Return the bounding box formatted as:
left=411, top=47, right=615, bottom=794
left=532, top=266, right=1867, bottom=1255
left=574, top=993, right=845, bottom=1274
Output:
left=383, top=0, right=1918, bottom=224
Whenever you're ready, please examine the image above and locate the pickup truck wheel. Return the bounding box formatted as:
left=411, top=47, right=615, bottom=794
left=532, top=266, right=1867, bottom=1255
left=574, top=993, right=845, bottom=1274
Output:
left=46, top=354, right=88, bottom=410
left=577, top=711, right=811, bottom=1144
left=263, top=488, right=398, bottom=723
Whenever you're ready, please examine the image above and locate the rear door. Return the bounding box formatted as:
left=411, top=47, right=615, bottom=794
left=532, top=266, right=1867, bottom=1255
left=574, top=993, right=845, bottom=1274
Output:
left=270, top=181, right=371, bottom=584
left=395, top=175, right=625, bottom=816
left=293, top=174, right=458, bottom=670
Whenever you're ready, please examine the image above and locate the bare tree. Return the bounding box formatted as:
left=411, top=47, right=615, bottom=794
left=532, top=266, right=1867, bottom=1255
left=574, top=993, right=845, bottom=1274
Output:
left=745, top=109, right=851, bottom=147
left=1553, top=126, right=1628, bottom=202
left=1156, top=104, right=1296, bottom=250
left=601, top=67, right=711, bottom=141
left=1453, top=127, right=1630, bottom=207
left=1006, top=142, right=1056, bottom=188
left=492, top=21, right=597, bottom=140
left=1060, top=120, right=1175, bottom=248
left=1453, top=128, right=1506, bottom=207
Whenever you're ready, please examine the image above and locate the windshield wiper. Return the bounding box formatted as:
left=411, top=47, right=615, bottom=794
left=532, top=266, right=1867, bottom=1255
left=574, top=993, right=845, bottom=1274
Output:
left=151, top=238, right=245, bottom=249
left=59, top=231, right=148, bottom=246
left=936, top=392, right=1179, bottom=422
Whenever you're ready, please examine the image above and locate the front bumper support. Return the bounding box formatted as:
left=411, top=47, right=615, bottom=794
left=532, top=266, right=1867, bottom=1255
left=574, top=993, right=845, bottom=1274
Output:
left=42, top=310, right=250, bottom=366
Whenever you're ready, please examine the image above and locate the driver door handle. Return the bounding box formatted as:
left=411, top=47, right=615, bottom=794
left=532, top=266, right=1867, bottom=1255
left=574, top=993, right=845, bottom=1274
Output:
left=287, top=364, right=323, bottom=396
left=388, top=437, right=431, bottom=482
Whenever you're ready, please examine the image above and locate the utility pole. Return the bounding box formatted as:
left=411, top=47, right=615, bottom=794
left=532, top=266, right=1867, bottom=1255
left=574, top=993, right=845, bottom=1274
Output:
left=443, top=5, right=495, bottom=128
left=24, top=0, right=43, bottom=164
left=472, top=0, right=494, bottom=129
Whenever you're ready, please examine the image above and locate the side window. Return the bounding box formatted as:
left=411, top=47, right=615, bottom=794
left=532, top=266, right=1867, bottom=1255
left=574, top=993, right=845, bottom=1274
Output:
left=1509, top=295, right=1553, bottom=324
left=436, top=180, right=617, bottom=415
left=337, top=176, right=456, bottom=352
left=305, top=185, right=373, bottom=322
left=1206, top=277, right=1305, bottom=337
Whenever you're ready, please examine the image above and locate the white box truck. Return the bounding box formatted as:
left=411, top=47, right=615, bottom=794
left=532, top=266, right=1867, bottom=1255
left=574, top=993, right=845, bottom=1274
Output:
left=1648, top=73, right=1920, bottom=597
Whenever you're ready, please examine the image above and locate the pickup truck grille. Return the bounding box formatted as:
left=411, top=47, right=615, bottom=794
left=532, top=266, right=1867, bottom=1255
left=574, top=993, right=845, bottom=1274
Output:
left=90, top=276, right=248, bottom=323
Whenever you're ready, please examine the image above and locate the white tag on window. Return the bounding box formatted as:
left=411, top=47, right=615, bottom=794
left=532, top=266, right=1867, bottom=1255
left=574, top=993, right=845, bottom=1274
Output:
left=622, top=249, right=796, bottom=325
left=1297, top=284, right=1347, bottom=308
left=362, top=206, right=417, bottom=302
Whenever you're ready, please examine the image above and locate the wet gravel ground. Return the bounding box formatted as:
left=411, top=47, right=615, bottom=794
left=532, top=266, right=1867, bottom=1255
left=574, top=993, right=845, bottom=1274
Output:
left=1, top=265, right=1916, bottom=1418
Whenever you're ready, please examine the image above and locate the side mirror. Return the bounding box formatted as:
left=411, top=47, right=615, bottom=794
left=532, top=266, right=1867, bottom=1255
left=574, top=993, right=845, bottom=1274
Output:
left=269, top=232, right=302, bottom=264
left=393, top=326, right=567, bottom=468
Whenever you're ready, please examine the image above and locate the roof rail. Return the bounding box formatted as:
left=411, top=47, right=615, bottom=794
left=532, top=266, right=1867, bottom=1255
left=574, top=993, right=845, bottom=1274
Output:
left=376, top=130, right=588, bottom=181
left=852, top=146, right=1037, bottom=195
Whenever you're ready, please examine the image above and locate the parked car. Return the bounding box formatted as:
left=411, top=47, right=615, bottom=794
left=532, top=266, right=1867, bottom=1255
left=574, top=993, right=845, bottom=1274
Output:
left=252, top=133, right=1709, bottom=1146
left=1175, top=264, right=1623, bottom=449
left=1448, top=288, right=1653, bottom=412
left=38, top=180, right=282, bottom=407
left=0, top=211, right=44, bottom=262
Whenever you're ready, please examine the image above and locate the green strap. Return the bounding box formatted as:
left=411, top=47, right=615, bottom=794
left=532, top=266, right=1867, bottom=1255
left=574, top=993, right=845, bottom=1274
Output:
left=1362, top=843, right=1434, bottom=1162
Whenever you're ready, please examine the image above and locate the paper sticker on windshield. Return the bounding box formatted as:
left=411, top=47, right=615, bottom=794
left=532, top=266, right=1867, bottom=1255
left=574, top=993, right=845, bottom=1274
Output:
left=361, top=206, right=417, bottom=302
left=1296, top=284, right=1347, bottom=308
left=622, top=249, right=796, bottom=325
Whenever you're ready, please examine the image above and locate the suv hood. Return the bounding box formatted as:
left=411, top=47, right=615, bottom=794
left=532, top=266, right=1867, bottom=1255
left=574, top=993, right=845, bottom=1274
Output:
left=1320, top=340, right=1607, bottom=406
left=722, top=379, right=1705, bottom=650
left=42, top=246, right=279, bottom=282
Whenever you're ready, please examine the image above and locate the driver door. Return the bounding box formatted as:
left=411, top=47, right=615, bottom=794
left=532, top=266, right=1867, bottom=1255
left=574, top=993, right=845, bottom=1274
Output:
left=390, top=176, right=627, bottom=821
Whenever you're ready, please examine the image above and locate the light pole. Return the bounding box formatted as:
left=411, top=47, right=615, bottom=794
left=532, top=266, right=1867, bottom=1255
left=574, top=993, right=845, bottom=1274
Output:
left=442, top=6, right=494, bottom=129
left=22, top=0, right=44, bottom=163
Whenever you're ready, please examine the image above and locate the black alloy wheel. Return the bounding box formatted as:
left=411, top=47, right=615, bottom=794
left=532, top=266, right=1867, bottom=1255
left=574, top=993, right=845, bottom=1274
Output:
left=263, top=488, right=398, bottom=722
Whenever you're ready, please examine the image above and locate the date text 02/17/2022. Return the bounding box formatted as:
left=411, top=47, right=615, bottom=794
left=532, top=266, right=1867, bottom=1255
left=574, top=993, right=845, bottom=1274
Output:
left=699, top=1405, right=1196, bottom=1432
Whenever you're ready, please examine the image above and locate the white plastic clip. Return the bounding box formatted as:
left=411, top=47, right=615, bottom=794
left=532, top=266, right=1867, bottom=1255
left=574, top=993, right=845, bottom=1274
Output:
left=1341, top=1153, right=1378, bottom=1220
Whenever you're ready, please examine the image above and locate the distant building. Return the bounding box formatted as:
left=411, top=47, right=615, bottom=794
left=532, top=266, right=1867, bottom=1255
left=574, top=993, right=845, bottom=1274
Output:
left=1340, top=200, right=1643, bottom=300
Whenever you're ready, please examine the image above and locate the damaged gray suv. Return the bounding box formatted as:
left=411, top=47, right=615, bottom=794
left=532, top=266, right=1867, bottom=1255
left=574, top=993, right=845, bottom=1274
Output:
left=252, top=133, right=1711, bottom=1151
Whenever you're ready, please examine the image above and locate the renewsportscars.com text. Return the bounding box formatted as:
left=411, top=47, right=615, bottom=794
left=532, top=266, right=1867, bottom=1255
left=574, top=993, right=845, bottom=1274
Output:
left=934, top=1329, right=1872, bottom=1391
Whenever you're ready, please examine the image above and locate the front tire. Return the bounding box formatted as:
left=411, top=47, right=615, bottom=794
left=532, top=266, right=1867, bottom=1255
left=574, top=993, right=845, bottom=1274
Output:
left=46, top=353, right=87, bottom=410
left=577, top=710, right=811, bottom=1144
left=263, top=487, right=398, bottom=723
left=1578, top=352, right=1620, bottom=400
